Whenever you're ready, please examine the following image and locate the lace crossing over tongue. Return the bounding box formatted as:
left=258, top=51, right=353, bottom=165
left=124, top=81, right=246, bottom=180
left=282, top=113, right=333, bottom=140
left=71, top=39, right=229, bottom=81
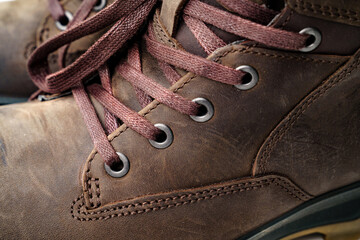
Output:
left=28, top=0, right=310, bottom=166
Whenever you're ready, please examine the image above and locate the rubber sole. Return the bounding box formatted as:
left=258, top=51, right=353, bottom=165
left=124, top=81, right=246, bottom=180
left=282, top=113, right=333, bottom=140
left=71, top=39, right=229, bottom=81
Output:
left=238, top=181, right=360, bottom=240
left=281, top=218, right=360, bottom=240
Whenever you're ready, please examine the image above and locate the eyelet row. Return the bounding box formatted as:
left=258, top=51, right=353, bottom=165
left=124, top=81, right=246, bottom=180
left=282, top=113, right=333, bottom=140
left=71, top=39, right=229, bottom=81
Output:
left=55, top=0, right=107, bottom=31
left=104, top=66, right=258, bottom=178
left=148, top=97, right=214, bottom=150
left=105, top=97, right=215, bottom=177
left=104, top=26, right=322, bottom=178
left=103, top=66, right=261, bottom=178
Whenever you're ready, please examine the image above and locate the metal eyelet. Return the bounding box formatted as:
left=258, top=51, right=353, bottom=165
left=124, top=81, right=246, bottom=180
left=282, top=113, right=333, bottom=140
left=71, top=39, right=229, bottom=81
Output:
left=299, top=27, right=321, bottom=52
left=104, top=152, right=130, bottom=178
left=93, top=0, right=107, bottom=11
left=190, top=98, right=214, bottom=123
left=235, top=65, right=259, bottom=90
left=149, top=124, right=173, bottom=149
left=55, top=11, right=73, bottom=31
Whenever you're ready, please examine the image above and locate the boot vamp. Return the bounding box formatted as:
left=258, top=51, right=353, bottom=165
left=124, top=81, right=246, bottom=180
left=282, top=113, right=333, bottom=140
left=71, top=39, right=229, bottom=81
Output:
left=0, top=97, right=94, bottom=238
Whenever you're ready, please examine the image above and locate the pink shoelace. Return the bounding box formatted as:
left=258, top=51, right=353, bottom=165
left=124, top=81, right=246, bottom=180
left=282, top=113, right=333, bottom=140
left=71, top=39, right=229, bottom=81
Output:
left=48, top=0, right=68, bottom=23
left=28, top=0, right=311, bottom=167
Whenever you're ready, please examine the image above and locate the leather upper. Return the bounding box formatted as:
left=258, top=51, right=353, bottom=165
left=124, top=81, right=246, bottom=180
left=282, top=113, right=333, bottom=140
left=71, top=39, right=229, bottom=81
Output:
left=0, top=1, right=359, bottom=239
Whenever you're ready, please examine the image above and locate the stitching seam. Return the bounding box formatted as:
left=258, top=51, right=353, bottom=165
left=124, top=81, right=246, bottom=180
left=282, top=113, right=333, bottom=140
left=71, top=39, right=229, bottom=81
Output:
left=88, top=178, right=101, bottom=208
left=72, top=177, right=310, bottom=221
left=293, top=0, right=360, bottom=22
left=39, top=15, right=51, bottom=44
left=279, top=10, right=294, bottom=29
left=214, top=47, right=341, bottom=64
left=153, top=14, right=176, bottom=47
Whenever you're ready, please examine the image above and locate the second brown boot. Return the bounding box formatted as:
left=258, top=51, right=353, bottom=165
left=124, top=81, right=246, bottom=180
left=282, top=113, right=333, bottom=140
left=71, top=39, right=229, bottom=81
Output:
left=0, top=0, right=113, bottom=104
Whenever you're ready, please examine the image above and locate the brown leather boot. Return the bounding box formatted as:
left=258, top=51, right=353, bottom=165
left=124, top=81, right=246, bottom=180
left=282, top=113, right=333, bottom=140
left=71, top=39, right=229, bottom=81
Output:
left=0, top=0, right=359, bottom=239
left=0, top=0, right=112, bottom=104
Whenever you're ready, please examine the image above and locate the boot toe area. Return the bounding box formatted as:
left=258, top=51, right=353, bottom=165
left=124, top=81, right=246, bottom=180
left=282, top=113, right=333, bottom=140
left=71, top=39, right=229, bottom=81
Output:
left=0, top=97, right=93, bottom=238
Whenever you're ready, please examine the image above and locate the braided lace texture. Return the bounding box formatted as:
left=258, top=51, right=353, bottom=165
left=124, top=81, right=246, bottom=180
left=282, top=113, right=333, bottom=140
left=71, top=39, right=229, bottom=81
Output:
left=29, top=0, right=310, bottom=166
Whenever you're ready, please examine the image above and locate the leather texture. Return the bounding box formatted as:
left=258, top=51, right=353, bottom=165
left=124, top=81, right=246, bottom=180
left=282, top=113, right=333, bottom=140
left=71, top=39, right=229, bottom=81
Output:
left=0, top=1, right=359, bottom=239
left=254, top=47, right=360, bottom=196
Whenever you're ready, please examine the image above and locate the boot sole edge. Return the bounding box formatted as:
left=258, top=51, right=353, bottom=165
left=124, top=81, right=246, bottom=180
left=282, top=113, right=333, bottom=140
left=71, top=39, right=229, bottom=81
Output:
left=239, top=181, right=360, bottom=240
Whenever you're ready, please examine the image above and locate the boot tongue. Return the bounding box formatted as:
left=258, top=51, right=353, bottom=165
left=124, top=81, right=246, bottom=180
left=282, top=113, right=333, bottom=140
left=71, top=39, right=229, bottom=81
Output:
left=161, top=0, right=282, bottom=57
left=112, top=0, right=281, bottom=113
left=165, top=0, right=239, bottom=57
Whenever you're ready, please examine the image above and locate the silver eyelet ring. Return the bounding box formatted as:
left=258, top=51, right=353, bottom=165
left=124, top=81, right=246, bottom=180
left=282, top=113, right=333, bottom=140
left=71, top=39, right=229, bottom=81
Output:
left=104, top=152, right=130, bottom=178
left=190, top=98, right=214, bottom=123
left=299, top=27, right=321, bottom=52
left=149, top=123, right=173, bottom=149
left=55, top=11, right=73, bottom=31
left=235, top=65, right=259, bottom=90
left=93, top=0, right=107, bottom=11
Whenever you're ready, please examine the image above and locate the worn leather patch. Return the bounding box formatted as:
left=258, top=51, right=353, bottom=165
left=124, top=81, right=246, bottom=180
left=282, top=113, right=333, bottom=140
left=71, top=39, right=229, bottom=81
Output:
left=254, top=48, right=360, bottom=195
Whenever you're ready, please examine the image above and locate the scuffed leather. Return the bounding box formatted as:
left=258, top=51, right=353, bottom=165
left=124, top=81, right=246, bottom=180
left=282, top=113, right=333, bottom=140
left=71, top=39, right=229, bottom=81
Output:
left=254, top=48, right=360, bottom=196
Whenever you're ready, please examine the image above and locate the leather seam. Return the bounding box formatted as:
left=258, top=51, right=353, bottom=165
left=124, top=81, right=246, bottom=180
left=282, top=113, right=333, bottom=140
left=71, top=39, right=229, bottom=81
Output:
left=214, top=47, right=342, bottom=65
left=239, top=49, right=341, bottom=64
left=293, top=0, right=360, bottom=22
left=72, top=177, right=310, bottom=221
left=279, top=9, right=294, bottom=29
left=39, top=15, right=51, bottom=44
left=153, top=13, right=176, bottom=47
left=23, top=42, right=37, bottom=60
left=88, top=178, right=101, bottom=208
left=255, top=51, right=360, bottom=173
